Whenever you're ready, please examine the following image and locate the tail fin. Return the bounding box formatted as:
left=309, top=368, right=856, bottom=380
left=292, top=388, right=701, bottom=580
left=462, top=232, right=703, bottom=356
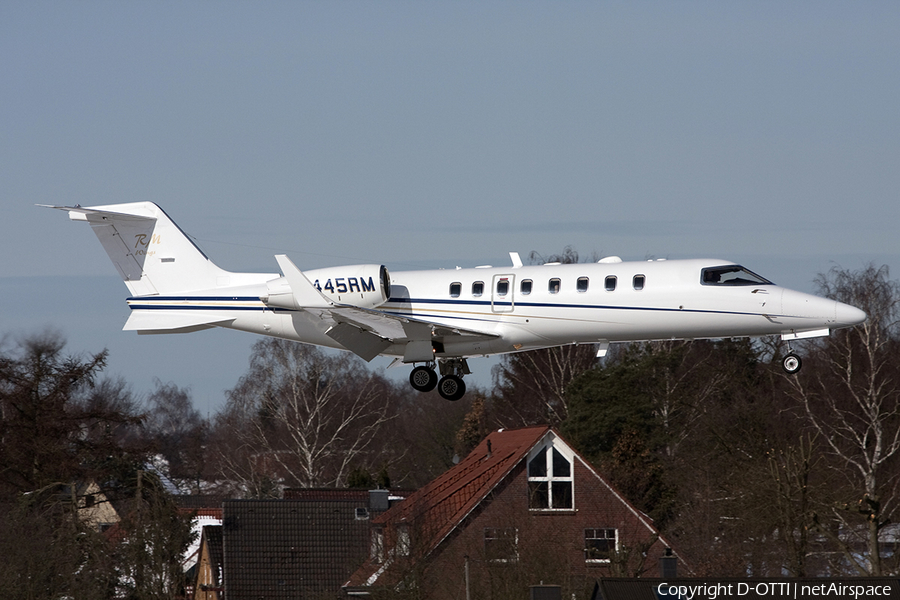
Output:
left=44, top=202, right=235, bottom=296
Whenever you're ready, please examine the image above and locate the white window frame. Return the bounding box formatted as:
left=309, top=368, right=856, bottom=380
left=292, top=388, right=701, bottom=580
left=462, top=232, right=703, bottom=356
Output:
left=526, top=435, right=575, bottom=511
left=484, top=527, right=519, bottom=563
left=584, top=527, right=619, bottom=564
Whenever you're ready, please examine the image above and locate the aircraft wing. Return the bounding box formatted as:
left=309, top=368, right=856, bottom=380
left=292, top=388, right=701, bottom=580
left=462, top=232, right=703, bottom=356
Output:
left=275, top=254, right=498, bottom=361
left=322, top=304, right=499, bottom=362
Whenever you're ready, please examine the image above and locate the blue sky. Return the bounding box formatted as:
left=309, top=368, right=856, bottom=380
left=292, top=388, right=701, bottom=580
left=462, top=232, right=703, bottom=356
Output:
left=3, top=2, right=898, bottom=411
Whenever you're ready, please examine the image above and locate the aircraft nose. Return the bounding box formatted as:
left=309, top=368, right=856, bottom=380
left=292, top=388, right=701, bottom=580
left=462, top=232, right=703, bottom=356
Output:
left=834, top=300, right=867, bottom=328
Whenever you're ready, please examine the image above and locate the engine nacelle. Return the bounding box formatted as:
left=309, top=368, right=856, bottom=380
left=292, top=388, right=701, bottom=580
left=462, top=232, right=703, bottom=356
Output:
left=264, top=264, right=391, bottom=310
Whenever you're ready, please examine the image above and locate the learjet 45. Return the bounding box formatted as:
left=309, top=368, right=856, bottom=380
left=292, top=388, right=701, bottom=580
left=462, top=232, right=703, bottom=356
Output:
left=44, top=202, right=867, bottom=401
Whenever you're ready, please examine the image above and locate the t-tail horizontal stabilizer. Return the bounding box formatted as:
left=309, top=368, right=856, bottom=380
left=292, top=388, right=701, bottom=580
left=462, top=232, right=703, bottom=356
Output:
left=41, top=202, right=243, bottom=296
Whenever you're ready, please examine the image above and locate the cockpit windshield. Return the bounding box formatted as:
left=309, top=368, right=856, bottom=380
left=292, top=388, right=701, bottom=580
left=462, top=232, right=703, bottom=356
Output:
left=701, top=265, right=773, bottom=286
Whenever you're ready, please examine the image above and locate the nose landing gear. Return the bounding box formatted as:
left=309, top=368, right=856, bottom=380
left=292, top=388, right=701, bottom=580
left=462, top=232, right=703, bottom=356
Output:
left=408, top=358, right=469, bottom=401
left=781, top=341, right=802, bottom=374
left=782, top=353, right=802, bottom=374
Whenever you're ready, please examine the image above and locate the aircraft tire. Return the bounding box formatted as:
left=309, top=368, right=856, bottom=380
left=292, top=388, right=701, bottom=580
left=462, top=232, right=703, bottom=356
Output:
left=782, top=353, right=802, bottom=374
left=438, top=375, right=466, bottom=401
left=409, top=366, right=438, bottom=392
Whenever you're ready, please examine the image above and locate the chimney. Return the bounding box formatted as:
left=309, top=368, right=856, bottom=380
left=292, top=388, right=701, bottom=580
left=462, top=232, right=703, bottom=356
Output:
left=659, top=547, right=677, bottom=578
left=369, top=489, right=389, bottom=512
left=530, top=585, right=561, bottom=600
left=486, top=439, right=492, bottom=459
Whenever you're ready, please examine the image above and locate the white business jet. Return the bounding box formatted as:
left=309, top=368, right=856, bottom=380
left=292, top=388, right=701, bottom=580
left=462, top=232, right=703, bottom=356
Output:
left=45, top=202, right=866, bottom=401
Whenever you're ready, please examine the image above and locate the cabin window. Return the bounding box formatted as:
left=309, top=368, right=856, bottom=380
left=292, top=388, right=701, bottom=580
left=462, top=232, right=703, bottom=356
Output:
left=450, top=282, right=461, bottom=298
left=605, top=276, right=617, bottom=291
left=472, top=281, right=484, bottom=297
left=577, top=277, right=589, bottom=293
left=496, top=278, right=509, bottom=297
left=584, top=528, right=618, bottom=563
left=701, top=265, right=773, bottom=286
left=527, top=442, right=573, bottom=510
left=633, top=275, right=645, bottom=291
left=484, top=527, right=518, bottom=563
left=521, top=279, right=533, bottom=295
left=549, top=278, right=561, bottom=294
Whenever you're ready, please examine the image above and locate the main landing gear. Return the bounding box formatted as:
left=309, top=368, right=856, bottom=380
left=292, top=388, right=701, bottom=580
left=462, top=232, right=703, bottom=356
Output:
left=409, top=358, right=469, bottom=401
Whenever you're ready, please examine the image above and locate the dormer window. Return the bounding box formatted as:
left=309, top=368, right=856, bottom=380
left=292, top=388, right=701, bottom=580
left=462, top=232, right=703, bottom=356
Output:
left=397, top=524, right=411, bottom=556
left=371, top=526, right=385, bottom=563
left=527, top=439, right=574, bottom=510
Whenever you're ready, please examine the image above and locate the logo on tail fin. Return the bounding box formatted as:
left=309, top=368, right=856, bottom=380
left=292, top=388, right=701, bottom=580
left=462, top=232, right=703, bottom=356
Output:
left=134, top=233, right=161, bottom=257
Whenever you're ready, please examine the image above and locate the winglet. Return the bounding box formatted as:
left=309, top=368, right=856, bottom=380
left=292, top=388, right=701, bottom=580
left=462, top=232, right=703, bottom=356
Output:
left=274, top=255, right=334, bottom=309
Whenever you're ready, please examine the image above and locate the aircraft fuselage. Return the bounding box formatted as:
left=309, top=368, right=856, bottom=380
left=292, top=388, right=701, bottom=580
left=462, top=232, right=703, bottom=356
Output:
left=47, top=202, right=867, bottom=401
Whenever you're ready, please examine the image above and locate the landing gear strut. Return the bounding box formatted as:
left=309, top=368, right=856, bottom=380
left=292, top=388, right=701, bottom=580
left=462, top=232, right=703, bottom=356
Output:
left=408, top=358, right=469, bottom=401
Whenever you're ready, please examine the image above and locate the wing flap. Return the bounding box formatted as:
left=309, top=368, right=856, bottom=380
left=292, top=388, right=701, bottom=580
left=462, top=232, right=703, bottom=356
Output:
left=329, top=305, right=498, bottom=343
left=325, top=322, right=392, bottom=362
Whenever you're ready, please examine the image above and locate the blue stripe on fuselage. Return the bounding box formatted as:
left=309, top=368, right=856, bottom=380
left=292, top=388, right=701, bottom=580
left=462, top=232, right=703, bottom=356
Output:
left=125, top=295, right=775, bottom=320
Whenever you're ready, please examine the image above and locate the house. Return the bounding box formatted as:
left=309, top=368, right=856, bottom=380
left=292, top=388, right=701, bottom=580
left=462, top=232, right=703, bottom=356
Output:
left=65, top=479, right=120, bottom=533
left=344, top=426, right=681, bottom=599
left=194, top=525, right=224, bottom=600
left=221, top=489, right=408, bottom=599
left=173, top=495, right=226, bottom=599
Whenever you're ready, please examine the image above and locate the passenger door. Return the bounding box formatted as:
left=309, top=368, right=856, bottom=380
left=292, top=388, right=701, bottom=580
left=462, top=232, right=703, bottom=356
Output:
left=492, top=274, right=515, bottom=313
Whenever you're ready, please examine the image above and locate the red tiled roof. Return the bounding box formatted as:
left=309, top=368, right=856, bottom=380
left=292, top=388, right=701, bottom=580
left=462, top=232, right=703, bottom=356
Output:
left=345, top=426, right=550, bottom=588
left=380, top=426, right=548, bottom=554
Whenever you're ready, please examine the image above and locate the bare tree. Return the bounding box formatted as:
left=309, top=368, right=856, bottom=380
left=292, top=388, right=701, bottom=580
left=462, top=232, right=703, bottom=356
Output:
left=788, top=264, right=900, bottom=575
left=491, top=344, right=598, bottom=426
left=143, top=381, right=208, bottom=489
left=215, top=339, right=395, bottom=490
left=492, top=247, right=601, bottom=426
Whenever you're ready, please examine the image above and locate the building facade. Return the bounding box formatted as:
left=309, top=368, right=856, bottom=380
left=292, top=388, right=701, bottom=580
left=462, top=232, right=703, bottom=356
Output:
left=345, top=426, right=680, bottom=599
